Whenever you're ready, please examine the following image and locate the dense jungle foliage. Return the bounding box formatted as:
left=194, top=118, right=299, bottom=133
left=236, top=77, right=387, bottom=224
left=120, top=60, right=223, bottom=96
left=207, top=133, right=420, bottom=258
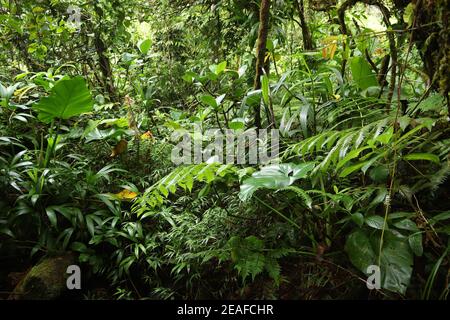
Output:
left=0, top=0, right=449, bottom=300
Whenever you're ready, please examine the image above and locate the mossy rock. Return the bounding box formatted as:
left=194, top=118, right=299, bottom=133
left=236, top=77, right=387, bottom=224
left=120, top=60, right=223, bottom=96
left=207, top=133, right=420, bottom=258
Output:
left=9, top=253, right=76, bottom=300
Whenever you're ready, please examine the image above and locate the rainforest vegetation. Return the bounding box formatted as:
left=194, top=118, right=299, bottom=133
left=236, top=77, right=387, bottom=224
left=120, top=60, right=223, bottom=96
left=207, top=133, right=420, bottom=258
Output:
left=0, top=0, right=449, bottom=300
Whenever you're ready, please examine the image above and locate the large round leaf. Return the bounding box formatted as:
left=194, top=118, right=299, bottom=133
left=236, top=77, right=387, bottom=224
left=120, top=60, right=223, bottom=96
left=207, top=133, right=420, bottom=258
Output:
left=33, top=76, right=94, bottom=123
left=345, top=229, right=413, bottom=294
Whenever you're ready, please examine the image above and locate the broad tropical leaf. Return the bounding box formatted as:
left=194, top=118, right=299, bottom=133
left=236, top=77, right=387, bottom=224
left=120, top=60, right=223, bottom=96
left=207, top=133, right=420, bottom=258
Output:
left=345, top=229, right=414, bottom=294
left=350, top=56, right=378, bottom=90
left=239, top=162, right=315, bottom=201
left=33, top=76, right=94, bottom=123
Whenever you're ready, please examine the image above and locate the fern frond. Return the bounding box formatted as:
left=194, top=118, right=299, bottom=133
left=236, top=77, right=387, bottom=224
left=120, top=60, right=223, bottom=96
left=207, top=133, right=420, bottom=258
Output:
left=277, top=185, right=313, bottom=209
left=133, top=163, right=240, bottom=215
left=285, top=116, right=435, bottom=179
left=412, top=165, right=450, bottom=193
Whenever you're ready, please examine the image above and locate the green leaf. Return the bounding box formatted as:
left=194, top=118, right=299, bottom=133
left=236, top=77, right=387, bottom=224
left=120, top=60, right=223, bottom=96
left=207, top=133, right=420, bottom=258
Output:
left=378, top=232, right=414, bottom=294
left=229, top=119, right=245, bottom=130
left=46, top=207, right=57, bottom=228
left=227, top=236, right=266, bottom=282
left=408, top=233, right=423, bottom=256
left=265, top=258, right=281, bottom=285
left=33, top=77, right=94, bottom=123
left=365, top=215, right=386, bottom=230
left=351, top=212, right=364, bottom=227
left=0, top=227, right=14, bottom=238
left=0, top=82, right=20, bottom=101
left=215, top=61, right=227, bottom=75
left=278, top=186, right=313, bottom=209
left=369, top=165, right=389, bottom=182
left=206, top=72, right=218, bottom=81
left=291, top=162, right=316, bottom=179
left=346, top=229, right=413, bottom=294
left=403, top=3, right=415, bottom=27
left=299, top=103, right=312, bottom=138
left=60, top=228, right=74, bottom=249
left=207, top=61, right=227, bottom=75
left=336, top=146, right=371, bottom=170
left=339, top=161, right=369, bottom=178
left=261, top=74, right=270, bottom=105
left=398, top=116, right=411, bottom=131
left=403, top=153, right=440, bottom=164
left=345, top=230, right=377, bottom=272
left=200, top=94, right=218, bottom=109
left=0, top=83, right=7, bottom=98
left=429, top=211, right=450, bottom=225
left=368, top=188, right=388, bottom=209
left=375, top=127, right=393, bottom=145
left=409, top=94, right=445, bottom=114
left=71, top=241, right=87, bottom=253
left=239, top=162, right=315, bottom=201
left=350, top=56, right=378, bottom=90
left=137, top=39, right=152, bottom=54
left=86, top=215, right=95, bottom=237
left=32, top=6, right=45, bottom=13
left=393, top=219, right=419, bottom=232
left=388, top=212, right=415, bottom=220
left=245, top=90, right=262, bottom=107
left=182, top=71, right=197, bottom=83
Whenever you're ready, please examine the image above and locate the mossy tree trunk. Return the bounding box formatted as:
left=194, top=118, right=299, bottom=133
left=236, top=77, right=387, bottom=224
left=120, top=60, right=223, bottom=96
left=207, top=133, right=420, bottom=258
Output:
left=253, top=0, right=271, bottom=129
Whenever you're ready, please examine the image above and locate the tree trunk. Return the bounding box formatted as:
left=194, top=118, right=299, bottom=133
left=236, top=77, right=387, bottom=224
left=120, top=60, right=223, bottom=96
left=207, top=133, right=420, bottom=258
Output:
left=409, top=0, right=449, bottom=97
left=93, top=4, right=118, bottom=103
left=253, top=0, right=271, bottom=129
left=94, top=34, right=117, bottom=102
left=295, top=0, right=314, bottom=50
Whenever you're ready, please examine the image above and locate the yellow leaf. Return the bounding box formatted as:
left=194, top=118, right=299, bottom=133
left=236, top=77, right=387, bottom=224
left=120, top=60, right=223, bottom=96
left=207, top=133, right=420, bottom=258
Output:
left=374, top=48, right=385, bottom=57
left=329, top=43, right=337, bottom=60
left=110, top=139, right=128, bottom=157
left=14, top=85, right=34, bottom=102
left=321, top=36, right=338, bottom=45
left=322, top=47, right=327, bottom=59
left=321, top=36, right=340, bottom=60
left=140, top=131, right=154, bottom=140
left=114, top=189, right=138, bottom=200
